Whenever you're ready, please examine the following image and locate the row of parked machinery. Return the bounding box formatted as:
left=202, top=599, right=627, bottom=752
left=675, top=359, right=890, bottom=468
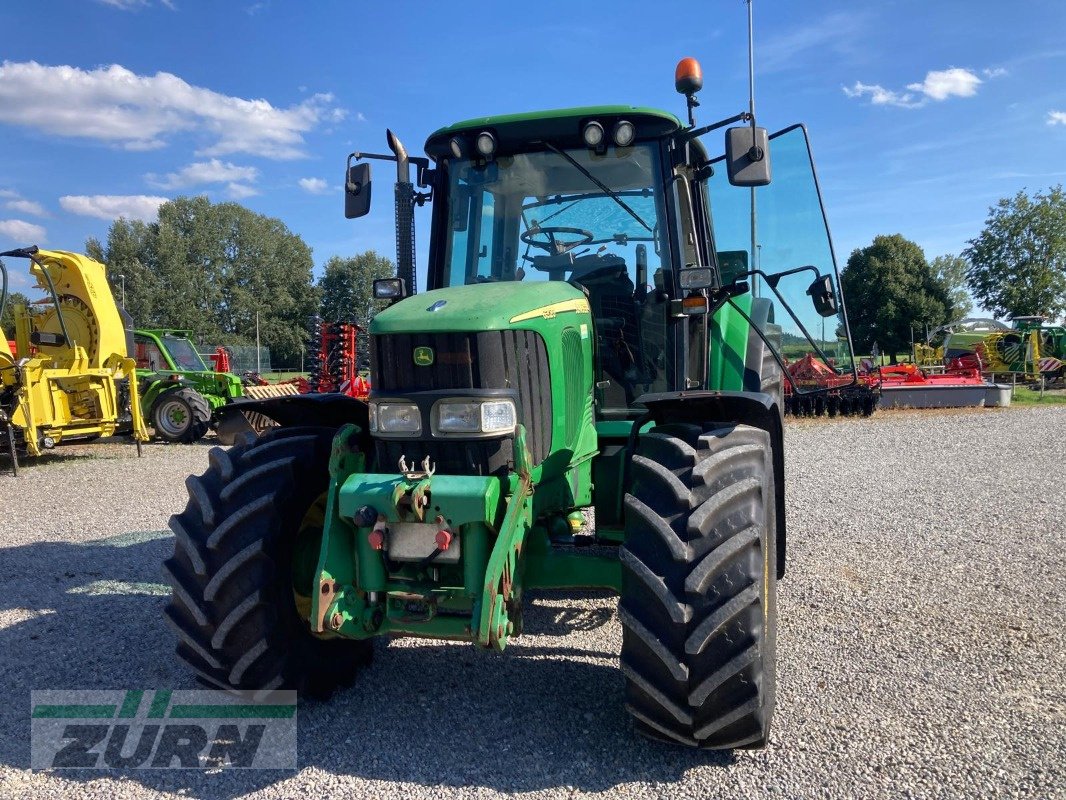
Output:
left=920, top=317, right=1066, bottom=381
left=1, top=247, right=149, bottom=474
left=1, top=247, right=370, bottom=472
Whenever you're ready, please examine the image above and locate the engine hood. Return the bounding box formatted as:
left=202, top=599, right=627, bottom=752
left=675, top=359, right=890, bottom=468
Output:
left=369, top=281, right=589, bottom=334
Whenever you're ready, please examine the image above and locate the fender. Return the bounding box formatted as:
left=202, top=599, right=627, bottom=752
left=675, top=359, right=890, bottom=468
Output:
left=215, top=393, right=370, bottom=438
left=635, top=390, right=787, bottom=579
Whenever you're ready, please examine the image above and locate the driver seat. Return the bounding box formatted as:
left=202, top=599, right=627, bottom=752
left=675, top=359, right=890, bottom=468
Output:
left=574, top=258, right=644, bottom=405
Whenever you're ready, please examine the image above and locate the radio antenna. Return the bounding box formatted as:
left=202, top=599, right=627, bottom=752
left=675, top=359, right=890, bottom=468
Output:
left=747, top=0, right=756, bottom=134
left=746, top=0, right=759, bottom=293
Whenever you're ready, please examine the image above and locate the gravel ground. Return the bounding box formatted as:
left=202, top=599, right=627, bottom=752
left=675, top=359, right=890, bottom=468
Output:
left=0, top=407, right=1063, bottom=799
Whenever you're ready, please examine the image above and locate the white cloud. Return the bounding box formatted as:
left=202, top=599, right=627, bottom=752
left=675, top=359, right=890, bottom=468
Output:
left=983, top=67, right=1007, bottom=78
left=95, top=0, right=175, bottom=10
left=146, top=158, right=259, bottom=189
left=59, top=194, right=167, bottom=222
left=0, top=189, right=19, bottom=198
left=0, top=219, right=47, bottom=243
left=906, top=68, right=982, bottom=101
left=5, top=198, right=47, bottom=217
left=298, top=177, right=330, bottom=195
left=0, top=61, right=345, bottom=159
left=844, top=67, right=990, bottom=108
left=226, top=183, right=259, bottom=200
left=1048, top=111, right=1066, bottom=126
left=842, top=81, right=921, bottom=108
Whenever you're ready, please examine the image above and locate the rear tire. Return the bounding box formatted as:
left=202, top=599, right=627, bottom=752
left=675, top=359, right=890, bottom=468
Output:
left=620, top=422, right=777, bottom=749
left=152, top=387, right=211, bottom=443
left=164, top=426, right=372, bottom=698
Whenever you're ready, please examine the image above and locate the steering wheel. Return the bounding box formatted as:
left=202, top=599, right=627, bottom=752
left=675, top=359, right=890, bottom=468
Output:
left=521, top=226, right=594, bottom=255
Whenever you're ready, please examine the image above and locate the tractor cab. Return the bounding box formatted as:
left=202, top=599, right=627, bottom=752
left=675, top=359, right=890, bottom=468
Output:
left=425, top=108, right=679, bottom=411
left=134, top=329, right=209, bottom=372
left=349, top=92, right=857, bottom=422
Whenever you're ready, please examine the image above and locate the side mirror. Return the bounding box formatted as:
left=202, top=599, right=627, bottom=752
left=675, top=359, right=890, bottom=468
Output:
left=344, top=162, right=372, bottom=219
left=806, top=274, right=838, bottom=318
left=725, top=127, right=771, bottom=187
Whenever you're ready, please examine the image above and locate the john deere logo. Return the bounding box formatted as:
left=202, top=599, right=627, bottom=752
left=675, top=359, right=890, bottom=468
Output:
left=413, top=347, right=434, bottom=366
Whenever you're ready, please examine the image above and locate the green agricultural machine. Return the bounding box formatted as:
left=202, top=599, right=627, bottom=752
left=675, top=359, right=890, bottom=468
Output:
left=165, top=57, right=856, bottom=749
left=942, top=317, right=1066, bottom=379
left=134, top=329, right=243, bottom=442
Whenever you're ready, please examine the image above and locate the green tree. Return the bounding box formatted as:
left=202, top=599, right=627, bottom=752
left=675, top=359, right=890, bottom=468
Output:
left=1, top=288, right=31, bottom=338
left=88, top=196, right=318, bottom=368
left=318, top=251, right=395, bottom=326
left=930, top=254, right=973, bottom=323
left=87, top=218, right=156, bottom=322
left=963, top=185, right=1066, bottom=319
left=841, top=234, right=951, bottom=361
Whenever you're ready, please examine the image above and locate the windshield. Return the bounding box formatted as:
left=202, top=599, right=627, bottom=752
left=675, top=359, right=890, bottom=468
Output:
left=441, top=143, right=674, bottom=413
left=442, top=144, right=671, bottom=290
left=162, top=336, right=208, bottom=371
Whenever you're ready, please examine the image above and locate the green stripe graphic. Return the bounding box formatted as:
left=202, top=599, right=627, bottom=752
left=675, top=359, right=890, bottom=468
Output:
left=169, top=704, right=296, bottom=719
left=31, top=691, right=294, bottom=719
left=119, top=690, right=143, bottom=718
left=148, top=690, right=172, bottom=718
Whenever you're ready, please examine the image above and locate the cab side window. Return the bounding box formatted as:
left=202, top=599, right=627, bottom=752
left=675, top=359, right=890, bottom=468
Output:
left=135, top=337, right=166, bottom=370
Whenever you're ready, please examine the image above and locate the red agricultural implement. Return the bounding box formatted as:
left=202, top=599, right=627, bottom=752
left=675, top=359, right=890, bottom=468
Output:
left=783, top=354, right=878, bottom=416
left=208, top=346, right=232, bottom=374
left=875, top=362, right=1000, bottom=409
left=308, top=319, right=369, bottom=399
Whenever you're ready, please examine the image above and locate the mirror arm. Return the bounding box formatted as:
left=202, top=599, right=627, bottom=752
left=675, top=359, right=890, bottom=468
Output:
left=726, top=265, right=818, bottom=290
left=346, top=151, right=432, bottom=190
left=764, top=264, right=819, bottom=289
left=679, top=111, right=753, bottom=142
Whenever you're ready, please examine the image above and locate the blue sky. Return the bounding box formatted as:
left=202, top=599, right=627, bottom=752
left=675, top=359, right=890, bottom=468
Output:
left=1, top=0, right=1064, bottom=298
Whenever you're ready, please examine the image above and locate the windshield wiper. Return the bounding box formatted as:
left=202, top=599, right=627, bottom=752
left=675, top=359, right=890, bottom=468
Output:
left=542, top=143, right=653, bottom=233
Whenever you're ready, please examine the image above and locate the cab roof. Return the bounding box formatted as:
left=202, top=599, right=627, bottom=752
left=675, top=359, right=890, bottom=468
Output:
left=425, top=105, right=684, bottom=159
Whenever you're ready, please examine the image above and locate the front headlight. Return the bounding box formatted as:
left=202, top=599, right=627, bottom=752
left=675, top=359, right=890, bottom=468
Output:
left=480, top=400, right=516, bottom=433
left=438, top=402, right=481, bottom=433
left=376, top=403, right=421, bottom=434
left=436, top=399, right=516, bottom=435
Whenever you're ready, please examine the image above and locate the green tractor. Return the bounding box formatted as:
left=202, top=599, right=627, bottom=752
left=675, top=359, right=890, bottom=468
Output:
left=164, top=58, right=856, bottom=748
left=134, top=329, right=243, bottom=443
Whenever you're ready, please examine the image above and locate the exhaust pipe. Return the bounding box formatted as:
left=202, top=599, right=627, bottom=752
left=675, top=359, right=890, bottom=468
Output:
left=386, top=130, right=417, bottom=295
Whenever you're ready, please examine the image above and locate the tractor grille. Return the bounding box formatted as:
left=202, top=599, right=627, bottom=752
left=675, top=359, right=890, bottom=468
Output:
left=374, top=438, right=513, bottom=479
left=372, top=329, right=552, bottom=466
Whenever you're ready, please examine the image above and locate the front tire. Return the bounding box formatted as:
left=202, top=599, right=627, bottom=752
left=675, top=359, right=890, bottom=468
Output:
left=620, top=422, right=777, bottom=749
left=152, top=387, right=211, bottom=443
left=164, top=426, right=372, bottom=697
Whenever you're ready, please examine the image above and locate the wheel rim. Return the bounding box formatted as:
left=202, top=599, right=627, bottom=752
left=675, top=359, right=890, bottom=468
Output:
left=292, top=494, right=333, bottom=638
left=156, top=399, right=191, bottom=437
